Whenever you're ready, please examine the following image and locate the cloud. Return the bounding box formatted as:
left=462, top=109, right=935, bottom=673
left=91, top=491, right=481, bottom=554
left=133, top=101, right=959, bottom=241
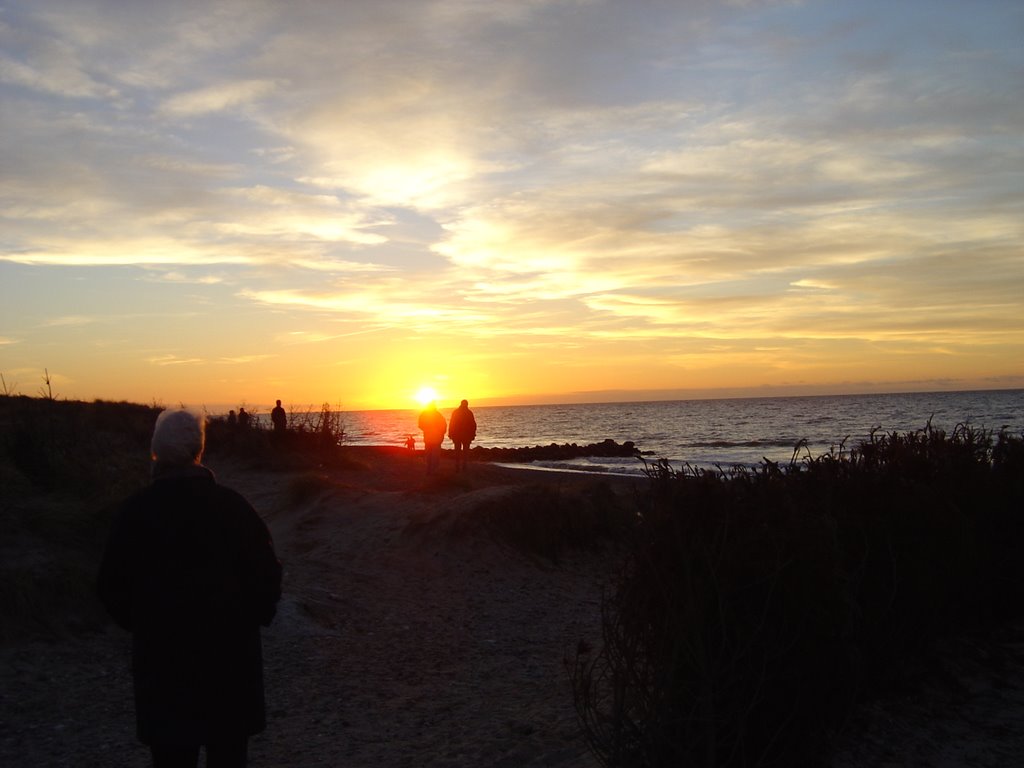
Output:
left=0, top=241, right=254, bottom=266
left=0, top=52, right=116, bottom=99
left=217, top=355, right=275, bottom=365
left=147, top=354, right=205, bottom=367
left=149, top=271, right=224, bottom=285
left=160, top=78, right=280, bottom=117
left=42, top=315, right=99, bottom=327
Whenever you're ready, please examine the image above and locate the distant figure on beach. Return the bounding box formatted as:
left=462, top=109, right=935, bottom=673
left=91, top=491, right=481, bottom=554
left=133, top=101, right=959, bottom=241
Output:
left=237, top=407, right=250, bottom=429
left=448, top=399, right=477, bottom=472
left=405, top=435, right=416, bottom=452
left=271, top=399, right=287, bottom=435
left=417, top=402, right=447, bottom=475
left=227, top=409, right=237, bottom=428
left=97, top=409, right=281, bottom=768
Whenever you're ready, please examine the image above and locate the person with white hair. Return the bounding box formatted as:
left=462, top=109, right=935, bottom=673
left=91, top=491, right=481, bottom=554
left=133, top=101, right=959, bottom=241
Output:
left=98, top=409, right=281, bottom=768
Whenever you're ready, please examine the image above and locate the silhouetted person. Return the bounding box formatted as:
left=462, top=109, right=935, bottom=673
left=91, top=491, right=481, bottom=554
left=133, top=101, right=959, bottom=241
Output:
left=270, top=400, right=287, bottom=436
left=97, top=409, right=281, bottom=768
left=448, top=399, right=477, bottom=472
left=417, top=401, right=446, bottom=475
left=237, top=407, right=250, bottom=429
left=405, top=435, right=416, bottom=452
left=227, top=410, right=237, bottom=428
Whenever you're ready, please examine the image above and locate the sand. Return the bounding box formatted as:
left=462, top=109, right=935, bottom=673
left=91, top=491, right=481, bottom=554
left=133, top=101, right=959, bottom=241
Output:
left=3, top=446, right=1023, bottom=767
left=2, top=448, right=635, bottom=767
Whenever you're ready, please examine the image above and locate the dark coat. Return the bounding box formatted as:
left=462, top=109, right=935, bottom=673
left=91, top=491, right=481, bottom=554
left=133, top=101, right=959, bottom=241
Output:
left=97, top=465, right=282, bottom=747
left=448, top=405, right=477, bottom=444
left=418, top=407, right=447, bottom=447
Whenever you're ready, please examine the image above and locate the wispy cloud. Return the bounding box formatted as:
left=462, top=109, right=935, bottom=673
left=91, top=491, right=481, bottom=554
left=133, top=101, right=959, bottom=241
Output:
left=160, top=78, right=280, bottom=117
left=42, top=315, right=99, bottom=327
left=147, top=354, right=205, bottom=367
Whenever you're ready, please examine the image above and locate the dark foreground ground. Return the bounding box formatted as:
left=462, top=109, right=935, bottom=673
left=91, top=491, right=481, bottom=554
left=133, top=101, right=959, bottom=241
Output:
left=2, top=447, right=1023, bottom=766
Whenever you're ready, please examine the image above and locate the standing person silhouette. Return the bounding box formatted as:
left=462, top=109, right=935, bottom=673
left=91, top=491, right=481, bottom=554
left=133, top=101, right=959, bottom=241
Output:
left=448, top=399, right=477, bottom=472
left=97, top=409, right=281, bottom=768
left=270, top=399, right=287, bottom=438
left=417, top=401, right=447, bottom=475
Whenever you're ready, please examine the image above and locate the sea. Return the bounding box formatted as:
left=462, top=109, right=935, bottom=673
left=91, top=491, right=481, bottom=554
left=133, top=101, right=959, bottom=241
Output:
left=331, top=389, right=1024, bottom=477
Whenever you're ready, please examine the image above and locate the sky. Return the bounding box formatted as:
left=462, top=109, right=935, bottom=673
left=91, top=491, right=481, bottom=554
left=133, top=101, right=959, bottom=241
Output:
left=1, top=0, right=1022, bottom=412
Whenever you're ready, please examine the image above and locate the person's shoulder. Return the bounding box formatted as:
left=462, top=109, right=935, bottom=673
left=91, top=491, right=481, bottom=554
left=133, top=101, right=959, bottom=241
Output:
left=112, top=484, right=154, bottom=519
left=210, top=480, right=255, bottom=509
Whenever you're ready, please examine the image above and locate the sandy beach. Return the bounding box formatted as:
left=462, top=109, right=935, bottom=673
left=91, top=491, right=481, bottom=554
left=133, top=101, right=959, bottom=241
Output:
left=3, top=445, right=1023, bottom=767
left=3, top=447, right=638, bottom=767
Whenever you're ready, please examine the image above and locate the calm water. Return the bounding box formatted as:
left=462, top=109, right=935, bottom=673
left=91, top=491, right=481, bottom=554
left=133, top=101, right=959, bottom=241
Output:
left=336, top=390, right=1024, bottom=476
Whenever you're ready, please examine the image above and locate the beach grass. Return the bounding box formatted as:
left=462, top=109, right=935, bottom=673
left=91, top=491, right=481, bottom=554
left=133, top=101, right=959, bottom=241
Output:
left=0, top=396, right=160, bottom=641
left=571, top=423, right=1024, bottom=767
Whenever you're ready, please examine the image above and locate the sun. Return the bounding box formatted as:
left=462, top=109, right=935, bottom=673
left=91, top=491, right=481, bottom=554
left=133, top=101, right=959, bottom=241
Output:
left=414, top=385, right=439, bottom=407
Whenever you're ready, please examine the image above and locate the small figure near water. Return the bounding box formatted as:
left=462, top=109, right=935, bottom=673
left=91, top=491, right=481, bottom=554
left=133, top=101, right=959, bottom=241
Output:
left=448, top=399, right=477, bottom=472
left=405, top=434, right=416, bottom=452
left=237, top=407, right=250, bottom=429
left=271, top=399, right=287, bottom=436
left=97, top=409, right=282, bottom=768
left=417, top=401, right=447, bottom=475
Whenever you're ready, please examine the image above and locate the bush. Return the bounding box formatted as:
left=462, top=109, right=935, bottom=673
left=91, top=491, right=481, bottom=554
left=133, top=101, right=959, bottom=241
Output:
left=0, top=396, right=158, bottom=642
left=571, top=425, right=1024, bottom=767
left=463, top=481, right=631, bottom=563
left=205, top=402, right=350, bottom=471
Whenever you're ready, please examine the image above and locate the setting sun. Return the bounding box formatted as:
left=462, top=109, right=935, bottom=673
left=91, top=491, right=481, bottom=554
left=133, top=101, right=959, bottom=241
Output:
left=414, top=386, right=440, bottom=407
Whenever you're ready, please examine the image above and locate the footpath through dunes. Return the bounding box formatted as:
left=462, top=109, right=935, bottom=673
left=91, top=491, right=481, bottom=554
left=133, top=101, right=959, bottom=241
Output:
left=206, top=448, right=636, bottom=768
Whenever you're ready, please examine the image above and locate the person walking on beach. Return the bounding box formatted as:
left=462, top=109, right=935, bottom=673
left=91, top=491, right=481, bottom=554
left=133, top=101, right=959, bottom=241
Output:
left=97, top=409, right=282, bottom=768
left=448, top=399, right=477, bottom=472
left=418, top=401, right=447, bottom=475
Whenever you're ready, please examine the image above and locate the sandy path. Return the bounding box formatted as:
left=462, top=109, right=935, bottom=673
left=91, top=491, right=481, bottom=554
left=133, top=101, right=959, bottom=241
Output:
left=248, top=457, right=615, bottom=768
left=2, top=450, right=624, bottom=767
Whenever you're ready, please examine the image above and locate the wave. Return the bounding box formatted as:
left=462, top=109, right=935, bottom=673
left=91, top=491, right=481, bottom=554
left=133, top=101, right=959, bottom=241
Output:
left=686, top=438, right=812, bottom=449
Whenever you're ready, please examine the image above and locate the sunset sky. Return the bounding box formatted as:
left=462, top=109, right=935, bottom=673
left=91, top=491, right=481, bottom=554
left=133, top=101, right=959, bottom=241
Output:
left=2, top=0, right=1022, bottom=412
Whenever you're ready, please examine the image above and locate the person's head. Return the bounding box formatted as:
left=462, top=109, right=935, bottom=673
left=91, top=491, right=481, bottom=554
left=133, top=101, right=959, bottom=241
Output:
left=150, top=409, right=206, bottom=465
left=276, top=399, right=282, bottom=407
left=460, top=399, right=469, bottom=408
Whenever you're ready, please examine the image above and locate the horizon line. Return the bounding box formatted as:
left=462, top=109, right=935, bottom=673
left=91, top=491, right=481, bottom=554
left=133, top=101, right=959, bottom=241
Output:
left=9, top=382, right=1020, bottom=414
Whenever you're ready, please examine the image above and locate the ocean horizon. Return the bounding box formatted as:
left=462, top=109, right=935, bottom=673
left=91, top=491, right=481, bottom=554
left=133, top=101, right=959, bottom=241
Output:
left=309, top=388, right=1024, bottom=476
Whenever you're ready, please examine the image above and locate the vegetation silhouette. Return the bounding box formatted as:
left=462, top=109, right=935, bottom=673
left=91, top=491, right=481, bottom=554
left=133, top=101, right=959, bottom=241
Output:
left=569, top=423, right=1024, bottom=767
left=3, top=393, right=1022, bottom=767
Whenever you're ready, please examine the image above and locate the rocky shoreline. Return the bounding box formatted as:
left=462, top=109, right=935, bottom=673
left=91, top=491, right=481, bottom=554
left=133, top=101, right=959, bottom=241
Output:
left=465, top=438, right=639, bottom=463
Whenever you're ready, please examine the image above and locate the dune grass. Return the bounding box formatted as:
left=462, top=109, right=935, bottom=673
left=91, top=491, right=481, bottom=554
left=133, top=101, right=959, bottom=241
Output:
left=570, top=423, right=1024, bottom=767
left=0, top=396, right=158, bottom=641
left=461, top=480, right=632, bottom=563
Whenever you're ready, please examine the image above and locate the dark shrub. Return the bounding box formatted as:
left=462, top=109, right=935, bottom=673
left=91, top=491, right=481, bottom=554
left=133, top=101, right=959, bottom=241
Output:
left=468, top=481, right=630, bottom=563
left=572, top=425, right=1024, bottom=767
